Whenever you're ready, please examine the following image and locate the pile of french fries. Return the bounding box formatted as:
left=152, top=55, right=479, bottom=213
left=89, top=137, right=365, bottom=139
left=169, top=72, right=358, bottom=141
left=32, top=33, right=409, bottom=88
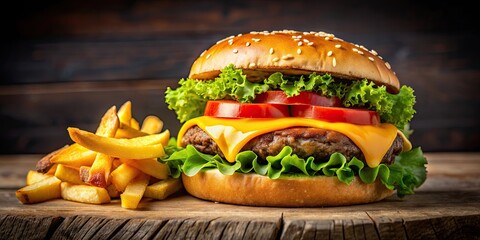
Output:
left=16, top=101, right=182, bottom=209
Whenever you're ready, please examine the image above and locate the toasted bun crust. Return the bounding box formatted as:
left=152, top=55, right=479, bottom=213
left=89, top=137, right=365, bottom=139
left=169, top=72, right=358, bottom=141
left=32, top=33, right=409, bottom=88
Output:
left=190, top=30, right=400, bottom=93
left=182, top=170, right=394, bottom=207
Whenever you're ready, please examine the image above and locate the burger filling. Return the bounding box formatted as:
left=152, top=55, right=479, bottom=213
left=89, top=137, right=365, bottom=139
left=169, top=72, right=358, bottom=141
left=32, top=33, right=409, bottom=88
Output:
left=182, top=126, right=403, bottom=165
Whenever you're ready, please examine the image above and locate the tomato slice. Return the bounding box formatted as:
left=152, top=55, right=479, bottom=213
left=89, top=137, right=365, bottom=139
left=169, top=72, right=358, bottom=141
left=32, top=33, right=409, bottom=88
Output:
left=254, top=90, right=342, bottom=107
left=204, top=100, right=290, bottom=118
left=204, top=100, right=380, bottom=125
left=291, top=105, right=380, bottom=125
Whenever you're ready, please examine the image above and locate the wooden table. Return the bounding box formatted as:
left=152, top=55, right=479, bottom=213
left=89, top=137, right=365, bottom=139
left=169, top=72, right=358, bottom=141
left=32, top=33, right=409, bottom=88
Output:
left=1, top=153, right=479, bottom=239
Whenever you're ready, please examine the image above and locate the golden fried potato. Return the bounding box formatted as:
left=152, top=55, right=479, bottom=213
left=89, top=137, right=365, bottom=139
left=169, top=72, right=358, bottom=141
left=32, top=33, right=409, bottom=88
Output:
left=60, top=182, right=110, bottom=204
left=120, top=173, right=150, bottom=209
left=16, top=176, right=61, bottom=204
left=144, top=178, right=183, bottom=200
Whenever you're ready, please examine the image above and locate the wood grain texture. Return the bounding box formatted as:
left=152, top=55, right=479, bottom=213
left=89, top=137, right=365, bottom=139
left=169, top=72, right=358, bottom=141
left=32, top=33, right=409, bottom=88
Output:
left=2, top=153, right=479, bottom=239
left=0, top=0, right=479, bottom=154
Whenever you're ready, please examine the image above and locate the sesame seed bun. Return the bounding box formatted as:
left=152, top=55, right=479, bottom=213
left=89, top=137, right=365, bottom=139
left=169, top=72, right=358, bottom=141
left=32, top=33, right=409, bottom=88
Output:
left=182, top=170, right=394, bottom=207
left=190, top=30, right=400, bottom=93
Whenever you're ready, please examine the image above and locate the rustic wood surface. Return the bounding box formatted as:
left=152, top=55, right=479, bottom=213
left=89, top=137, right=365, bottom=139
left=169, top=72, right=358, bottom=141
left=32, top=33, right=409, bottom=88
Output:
left=1, top=0, right=479, bottom=154
left=0, top=153, right=479, bottom=239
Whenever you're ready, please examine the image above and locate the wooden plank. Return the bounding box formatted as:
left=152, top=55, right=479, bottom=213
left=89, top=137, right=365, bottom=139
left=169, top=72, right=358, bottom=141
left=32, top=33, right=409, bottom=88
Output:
left=371, top=216, right=407, bottom=240
left=90, top=218, right=129, bottom=240
left=280, top=219, right=305, bottom=240
left=403, top=219, right=437, bottom=240
left=109, top=218, right=156, bottom=240
left=0, top=215, right=62, bottom=240
left=10, top=1, right=463, bottom=39
left=1, top=153, right=480, bottom=239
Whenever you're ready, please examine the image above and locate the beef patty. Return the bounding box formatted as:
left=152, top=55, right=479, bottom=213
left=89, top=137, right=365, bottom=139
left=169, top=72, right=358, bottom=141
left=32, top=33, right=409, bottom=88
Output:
left=181, top=126, right=403, bottom=165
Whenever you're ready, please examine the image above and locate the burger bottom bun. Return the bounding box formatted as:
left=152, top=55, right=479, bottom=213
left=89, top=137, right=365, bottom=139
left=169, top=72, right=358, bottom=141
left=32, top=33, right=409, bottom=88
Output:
left=182, top=170, right=394, bottom=207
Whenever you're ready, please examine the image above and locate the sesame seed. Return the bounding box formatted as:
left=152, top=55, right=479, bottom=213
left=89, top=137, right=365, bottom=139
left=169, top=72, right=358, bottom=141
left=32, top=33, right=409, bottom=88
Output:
left=352, top=48, right=359, bottom=53
left=252, top=38, right=261, bottom=42
left=206, top=54, right=210, bottom=59
left=272, top=57, right=279, bottom=62
left=269, top=48, right=274, bottom=54
left=368, top=57, right=374, bottom=62
left=228, top=39, right=234, bottom=45
left=332, top=57, right=337, bottom=67
left=327, top=50, right=333, bottom=57
left=282, top=54, right=294, bottom=60
left=378, top=56, right=383, bottom=60
left=200, top=50, right=206, bottom=57
left=233, top=49, right=238, bottom=54
left=249, top=62, right=256, bottom=68
left=325, top=36, right=331, bottom=41
left=335, top=44, right=341, bottom=48
left=303, top=39, right=309, bottom=43
left=357, top=50, right=364, bottom=55
left=370, top=50, right=378, bottom=56
left=246, top=42, right=251, bottom=47
left=294, top=38, right=301, bottom=41
left=297, top=49, right=302, bottom=54
left=298, top=42, right=303, bottom=46
left=385, top=62, right=391, bottom=69
left=237, top=33, right=243, bottom=36
left=307, top=42, right=314, bottom=46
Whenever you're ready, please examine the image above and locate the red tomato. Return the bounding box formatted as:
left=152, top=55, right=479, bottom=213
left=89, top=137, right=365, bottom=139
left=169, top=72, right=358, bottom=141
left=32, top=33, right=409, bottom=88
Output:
left=291, top=105, right=380, bottom=125
left=204, top=100, right=290, bottom=118
left=254, top=91, right=342, bottom=107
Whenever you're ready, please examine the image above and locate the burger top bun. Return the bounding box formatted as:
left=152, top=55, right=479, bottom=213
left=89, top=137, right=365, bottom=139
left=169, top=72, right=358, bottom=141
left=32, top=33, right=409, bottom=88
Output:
left=189, top=30, right=400, bottom=93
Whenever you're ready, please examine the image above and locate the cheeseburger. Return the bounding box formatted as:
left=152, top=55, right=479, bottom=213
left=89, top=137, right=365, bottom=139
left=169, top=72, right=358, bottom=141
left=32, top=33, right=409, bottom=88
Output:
left=163, top=30, right=427, bottom=207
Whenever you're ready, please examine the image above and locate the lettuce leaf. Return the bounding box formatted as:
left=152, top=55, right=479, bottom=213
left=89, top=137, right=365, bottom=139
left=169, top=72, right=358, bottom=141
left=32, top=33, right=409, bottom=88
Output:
left=159, top=143, right=428, bottom=197
left=165, top=65, right=268, bottom=122
left=165, top=65, right=416, bottom=129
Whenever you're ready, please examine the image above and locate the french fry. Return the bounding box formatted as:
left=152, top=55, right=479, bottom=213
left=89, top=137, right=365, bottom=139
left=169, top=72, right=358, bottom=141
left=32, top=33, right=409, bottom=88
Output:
left=120, top=173, right=150, bottom=209
left=79, top=166, right=90, bottom=183
left=106, top=184, right=120, bottom=198
left=68, top=128, right=169, bottom=159
left=50, top=143, right=97, bottom=167
left=16, top=176, right=62, bottom=204
left=54, top=164, right=84, bottom=185
left=18, top=100, right=176, bottom=209
left=117, top=101, right=132, bottom=126
left=130, top=118, right=140, bottom=130
left=112, top=158, right=122, bottom=169
left=121, top=158, right=169, bottom=180
left=111, top=163, right=141, bottom=192
left=115, top=123, right=148, bottom=139
left=95, top=105, right=119, bottom=138
left=26, top=170, right=50, bottom=185
left=60, top=182, right=110, bottom=204
left=45, top=164, right=58, bottom=175
left=35, top=146, right=67, bottom=173
left=144, top=178, right=183, bottom=200
left=141, top=115, right=163, bottom=134
left=85, top=153, right=113, bottom=188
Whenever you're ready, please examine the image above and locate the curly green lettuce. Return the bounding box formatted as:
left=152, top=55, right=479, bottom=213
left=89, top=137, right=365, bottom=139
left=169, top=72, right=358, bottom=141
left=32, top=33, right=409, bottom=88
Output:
left=165, top=65, right=416, bottom=129
left=160, top=142, right=427, bottom=198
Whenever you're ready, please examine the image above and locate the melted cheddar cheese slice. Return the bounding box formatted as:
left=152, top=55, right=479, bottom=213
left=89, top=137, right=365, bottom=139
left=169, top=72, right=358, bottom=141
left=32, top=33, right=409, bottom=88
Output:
left=178, top=116, right=408, bottom=168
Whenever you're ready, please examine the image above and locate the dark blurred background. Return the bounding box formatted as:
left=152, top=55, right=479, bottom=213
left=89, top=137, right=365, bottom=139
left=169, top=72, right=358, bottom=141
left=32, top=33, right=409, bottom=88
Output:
left=0, top=0, right=479, bottom=154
